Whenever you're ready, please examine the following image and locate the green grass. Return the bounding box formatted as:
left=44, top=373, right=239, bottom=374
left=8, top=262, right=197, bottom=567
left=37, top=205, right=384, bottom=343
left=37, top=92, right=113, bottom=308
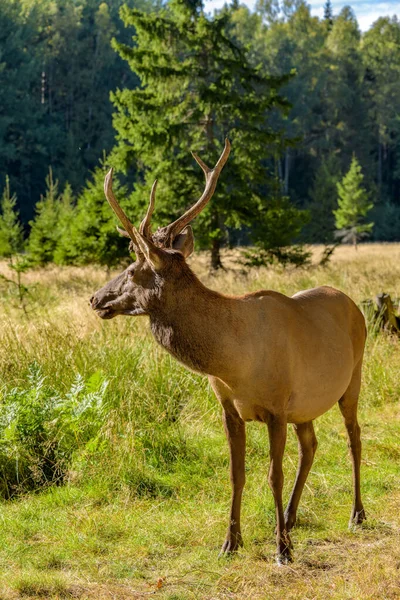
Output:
left=0, top=245, right=399, bottom=599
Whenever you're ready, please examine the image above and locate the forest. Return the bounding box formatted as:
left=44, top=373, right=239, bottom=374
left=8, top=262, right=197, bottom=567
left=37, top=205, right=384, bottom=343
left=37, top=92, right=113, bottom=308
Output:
left=1, top=0, right=400, bottom=267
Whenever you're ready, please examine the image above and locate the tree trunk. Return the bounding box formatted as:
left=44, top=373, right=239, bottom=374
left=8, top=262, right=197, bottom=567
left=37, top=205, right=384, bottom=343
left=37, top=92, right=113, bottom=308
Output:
left=375, top=293, right=400, bottom=334
left=378, top=132, right=382, bottom=197
left=361, top=294, right=400, bottom=337
left=204, top=113, right=225, bottom=271
left=211, top=236, right=223, bottom=271
left=284, top=149, right=290, bottom=195
left=277, top=158, right=284, bottom=192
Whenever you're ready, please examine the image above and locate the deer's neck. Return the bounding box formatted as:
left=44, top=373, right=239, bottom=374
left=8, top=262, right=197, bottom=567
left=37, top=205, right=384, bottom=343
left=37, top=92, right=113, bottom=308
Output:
left=149, top=276, right=238, bottom=377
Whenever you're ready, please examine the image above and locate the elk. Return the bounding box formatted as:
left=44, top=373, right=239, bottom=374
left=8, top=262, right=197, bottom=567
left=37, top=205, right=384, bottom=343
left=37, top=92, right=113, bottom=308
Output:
left=90, top=139, right=366, bottom=563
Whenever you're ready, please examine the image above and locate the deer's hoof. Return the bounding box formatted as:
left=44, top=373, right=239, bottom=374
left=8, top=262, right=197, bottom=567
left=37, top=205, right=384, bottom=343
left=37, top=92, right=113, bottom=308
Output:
left=219, top=534, right=243, bottom=557
left=349, top=508, right=366, bottom=528
left=276, top=552, right=293, bottom=566
left=276, top=531, right=293, bottom=564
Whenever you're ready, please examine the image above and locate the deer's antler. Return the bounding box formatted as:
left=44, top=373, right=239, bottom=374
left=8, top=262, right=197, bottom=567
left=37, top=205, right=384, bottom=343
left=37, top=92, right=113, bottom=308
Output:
left=158, top=138, right=231, bottom=246
left=104, top=139, right=231, bottom=250
left=104, top=168, right=138, bottom=245
left=139, top=179, right=157, bottom=238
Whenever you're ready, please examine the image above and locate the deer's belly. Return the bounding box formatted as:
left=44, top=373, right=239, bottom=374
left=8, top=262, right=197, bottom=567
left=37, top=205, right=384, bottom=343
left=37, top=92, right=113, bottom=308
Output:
left=231, top=399, right=269, bottom=422
left=286, top=365, right=354, bottom=423
left=285, top=332, right=356, bottom=423
left=228, top=348, right=355, bottom=424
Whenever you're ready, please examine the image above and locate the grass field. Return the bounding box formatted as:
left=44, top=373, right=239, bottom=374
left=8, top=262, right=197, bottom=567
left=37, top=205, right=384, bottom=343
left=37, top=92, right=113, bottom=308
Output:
left=0, top=244, right=399, bottom=599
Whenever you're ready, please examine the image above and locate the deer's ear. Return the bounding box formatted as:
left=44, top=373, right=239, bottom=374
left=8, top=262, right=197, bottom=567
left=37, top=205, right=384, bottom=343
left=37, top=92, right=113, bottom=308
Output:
left=133, top=228, right=165, bottom=271
left=172, top=226, right=194, bottom=259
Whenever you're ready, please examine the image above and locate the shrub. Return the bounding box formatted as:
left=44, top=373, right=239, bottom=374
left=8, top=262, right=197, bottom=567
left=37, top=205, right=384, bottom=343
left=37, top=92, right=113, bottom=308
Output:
left=0, top=364, right=109, bottom=498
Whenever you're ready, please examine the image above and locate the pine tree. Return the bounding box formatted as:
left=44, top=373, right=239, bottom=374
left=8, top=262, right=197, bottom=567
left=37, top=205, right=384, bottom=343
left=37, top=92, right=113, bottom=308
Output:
left=305, top=155, right=340, bottom=243
left=60, top=159, right=131, bottom=268
left=244, top=177, right=310, bottom=266
left=324, top=0, right=333, bottom=30
left=53, top=183, right=76, bottom=265
left=334, top=155, right=373, bottom=248
left=111, top=0, right=306, bottom=269
left=0, top=176, right=24, bottom=258
left=27, top=168, right=60, bottom=265
left=0, top=176, right=32, bottom=313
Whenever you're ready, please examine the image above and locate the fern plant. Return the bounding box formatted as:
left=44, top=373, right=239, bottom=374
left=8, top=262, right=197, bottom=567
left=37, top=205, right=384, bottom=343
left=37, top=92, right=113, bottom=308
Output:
left=0, top=364, right=109, bottom=498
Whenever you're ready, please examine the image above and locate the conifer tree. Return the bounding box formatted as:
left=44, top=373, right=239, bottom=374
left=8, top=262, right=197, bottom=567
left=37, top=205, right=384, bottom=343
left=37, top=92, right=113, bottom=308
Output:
left=27, top=168, right=60, bottom=266
left=334, top=155, right=373, bottom=248
left=60, top=160, right=131, bottom=268
left=305, top=155, right=340, bottom=243
left=53, top=183, right=76, bottom=265
left=244, top=177, right=310, bottom=266
left=111, top=0, right=306, bottom=269
left=324, top=0, right=333, bottom=30
left=0, top=177, right=32, bottom=312
left=0, top=176, right=24, bottom=258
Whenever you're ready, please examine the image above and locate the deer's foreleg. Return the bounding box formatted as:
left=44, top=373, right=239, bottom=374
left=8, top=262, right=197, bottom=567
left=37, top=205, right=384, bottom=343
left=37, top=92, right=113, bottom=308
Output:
left=220, top=407, right=246, bottom=555
left=284, top=421, right=318, bottom=531
left=267, top=414, right=292, bottom=564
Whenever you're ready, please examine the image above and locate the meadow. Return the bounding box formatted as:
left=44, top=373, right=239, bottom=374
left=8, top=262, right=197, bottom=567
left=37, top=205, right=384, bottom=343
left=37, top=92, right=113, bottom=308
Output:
left=0, top=244, right=399, bottom=600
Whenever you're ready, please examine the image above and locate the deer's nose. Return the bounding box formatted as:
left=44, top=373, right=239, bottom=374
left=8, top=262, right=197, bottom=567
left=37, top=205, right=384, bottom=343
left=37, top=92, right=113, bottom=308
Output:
left=90, top=295, right=97, bottom=308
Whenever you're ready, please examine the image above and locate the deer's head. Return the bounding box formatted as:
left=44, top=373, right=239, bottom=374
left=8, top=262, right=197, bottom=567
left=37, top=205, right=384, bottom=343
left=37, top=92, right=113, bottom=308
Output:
left=90, top=139, right=230, bottom=320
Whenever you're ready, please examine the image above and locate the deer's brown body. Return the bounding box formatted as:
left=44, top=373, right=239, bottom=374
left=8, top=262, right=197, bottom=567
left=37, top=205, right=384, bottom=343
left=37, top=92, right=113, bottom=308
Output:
left=90, top=140, right=366, bottom=563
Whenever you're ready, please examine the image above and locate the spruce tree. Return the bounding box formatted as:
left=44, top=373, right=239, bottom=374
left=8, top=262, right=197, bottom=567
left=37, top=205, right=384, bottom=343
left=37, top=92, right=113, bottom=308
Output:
left=0, top=176, right=32, bottom=313
left=324, top=0, right=333, bottom=30
left=53, top=183, right=76, bottom=265
left=111, top=0, right=306, bottom=269
left=334, top=155, right=373, bottom=248
left=27, top=168, right=60, bottom=266
left=305, top=155, right=340, bottom=244
left=0, top=176, right=24, bottom=258
left=61, top=160, right=131, bottom=268
left=244, top=178, right=310, bottom=266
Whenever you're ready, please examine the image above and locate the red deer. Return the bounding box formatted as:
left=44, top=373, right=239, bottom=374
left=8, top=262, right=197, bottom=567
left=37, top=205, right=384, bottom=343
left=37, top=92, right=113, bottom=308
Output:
left=90, top=140, right=366, bottom=563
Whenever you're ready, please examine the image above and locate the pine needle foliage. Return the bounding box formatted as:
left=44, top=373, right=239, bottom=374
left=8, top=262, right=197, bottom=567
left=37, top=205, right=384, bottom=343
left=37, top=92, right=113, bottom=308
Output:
left=27, top=168, right=61, bottom=266
left=334, top=155, right=373, bottom=247
left=305, top=154, right=340, bottom=244
left=53, top=183, right=76, bottom=266
left=111, top=0, right=304, bottom=268
left=0, top=176, right=24, bottom=258
left=56, top=159, right=131, bottom=268
left=243, top=178, right=310, bottom=266
left=324, top=0, right=333, bottom=30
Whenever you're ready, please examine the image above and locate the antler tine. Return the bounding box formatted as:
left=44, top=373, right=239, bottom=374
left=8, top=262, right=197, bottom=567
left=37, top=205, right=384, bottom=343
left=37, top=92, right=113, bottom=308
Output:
left=163, top=138, right=231, bottom=243
left=139, top=179, right=157, bottom=238
left=191, top=153, right=211, bottom=178
left=104, top=168, right=137, bottom=243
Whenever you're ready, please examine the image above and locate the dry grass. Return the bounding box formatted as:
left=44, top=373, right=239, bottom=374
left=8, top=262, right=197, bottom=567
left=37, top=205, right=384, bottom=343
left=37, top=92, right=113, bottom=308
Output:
left=0, top=243, right=399, bottom=599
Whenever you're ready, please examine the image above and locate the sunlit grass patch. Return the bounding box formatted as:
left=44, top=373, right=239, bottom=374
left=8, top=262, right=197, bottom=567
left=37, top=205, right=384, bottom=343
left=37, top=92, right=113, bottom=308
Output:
left=10, top=571, right=75, bottom=598
left=0, top=244, right=399, bottom=598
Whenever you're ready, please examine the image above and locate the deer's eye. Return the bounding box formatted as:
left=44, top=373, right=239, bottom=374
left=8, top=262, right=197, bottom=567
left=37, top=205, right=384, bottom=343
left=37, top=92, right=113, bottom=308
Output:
left=127, top=270, right=135, bottom=278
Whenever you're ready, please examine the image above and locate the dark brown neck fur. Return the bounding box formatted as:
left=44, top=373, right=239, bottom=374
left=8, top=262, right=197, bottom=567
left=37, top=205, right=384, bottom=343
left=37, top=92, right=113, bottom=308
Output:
left=148, top=267, right=236, bottom=376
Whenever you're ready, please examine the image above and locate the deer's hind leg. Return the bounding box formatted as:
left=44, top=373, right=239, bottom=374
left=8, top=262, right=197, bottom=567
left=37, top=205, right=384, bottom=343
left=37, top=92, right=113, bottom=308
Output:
left=266, top=413, right=293, bottom=564
left=284, top=421, right=318, bottom=531
left=339, top=360, right=366, bottom=527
